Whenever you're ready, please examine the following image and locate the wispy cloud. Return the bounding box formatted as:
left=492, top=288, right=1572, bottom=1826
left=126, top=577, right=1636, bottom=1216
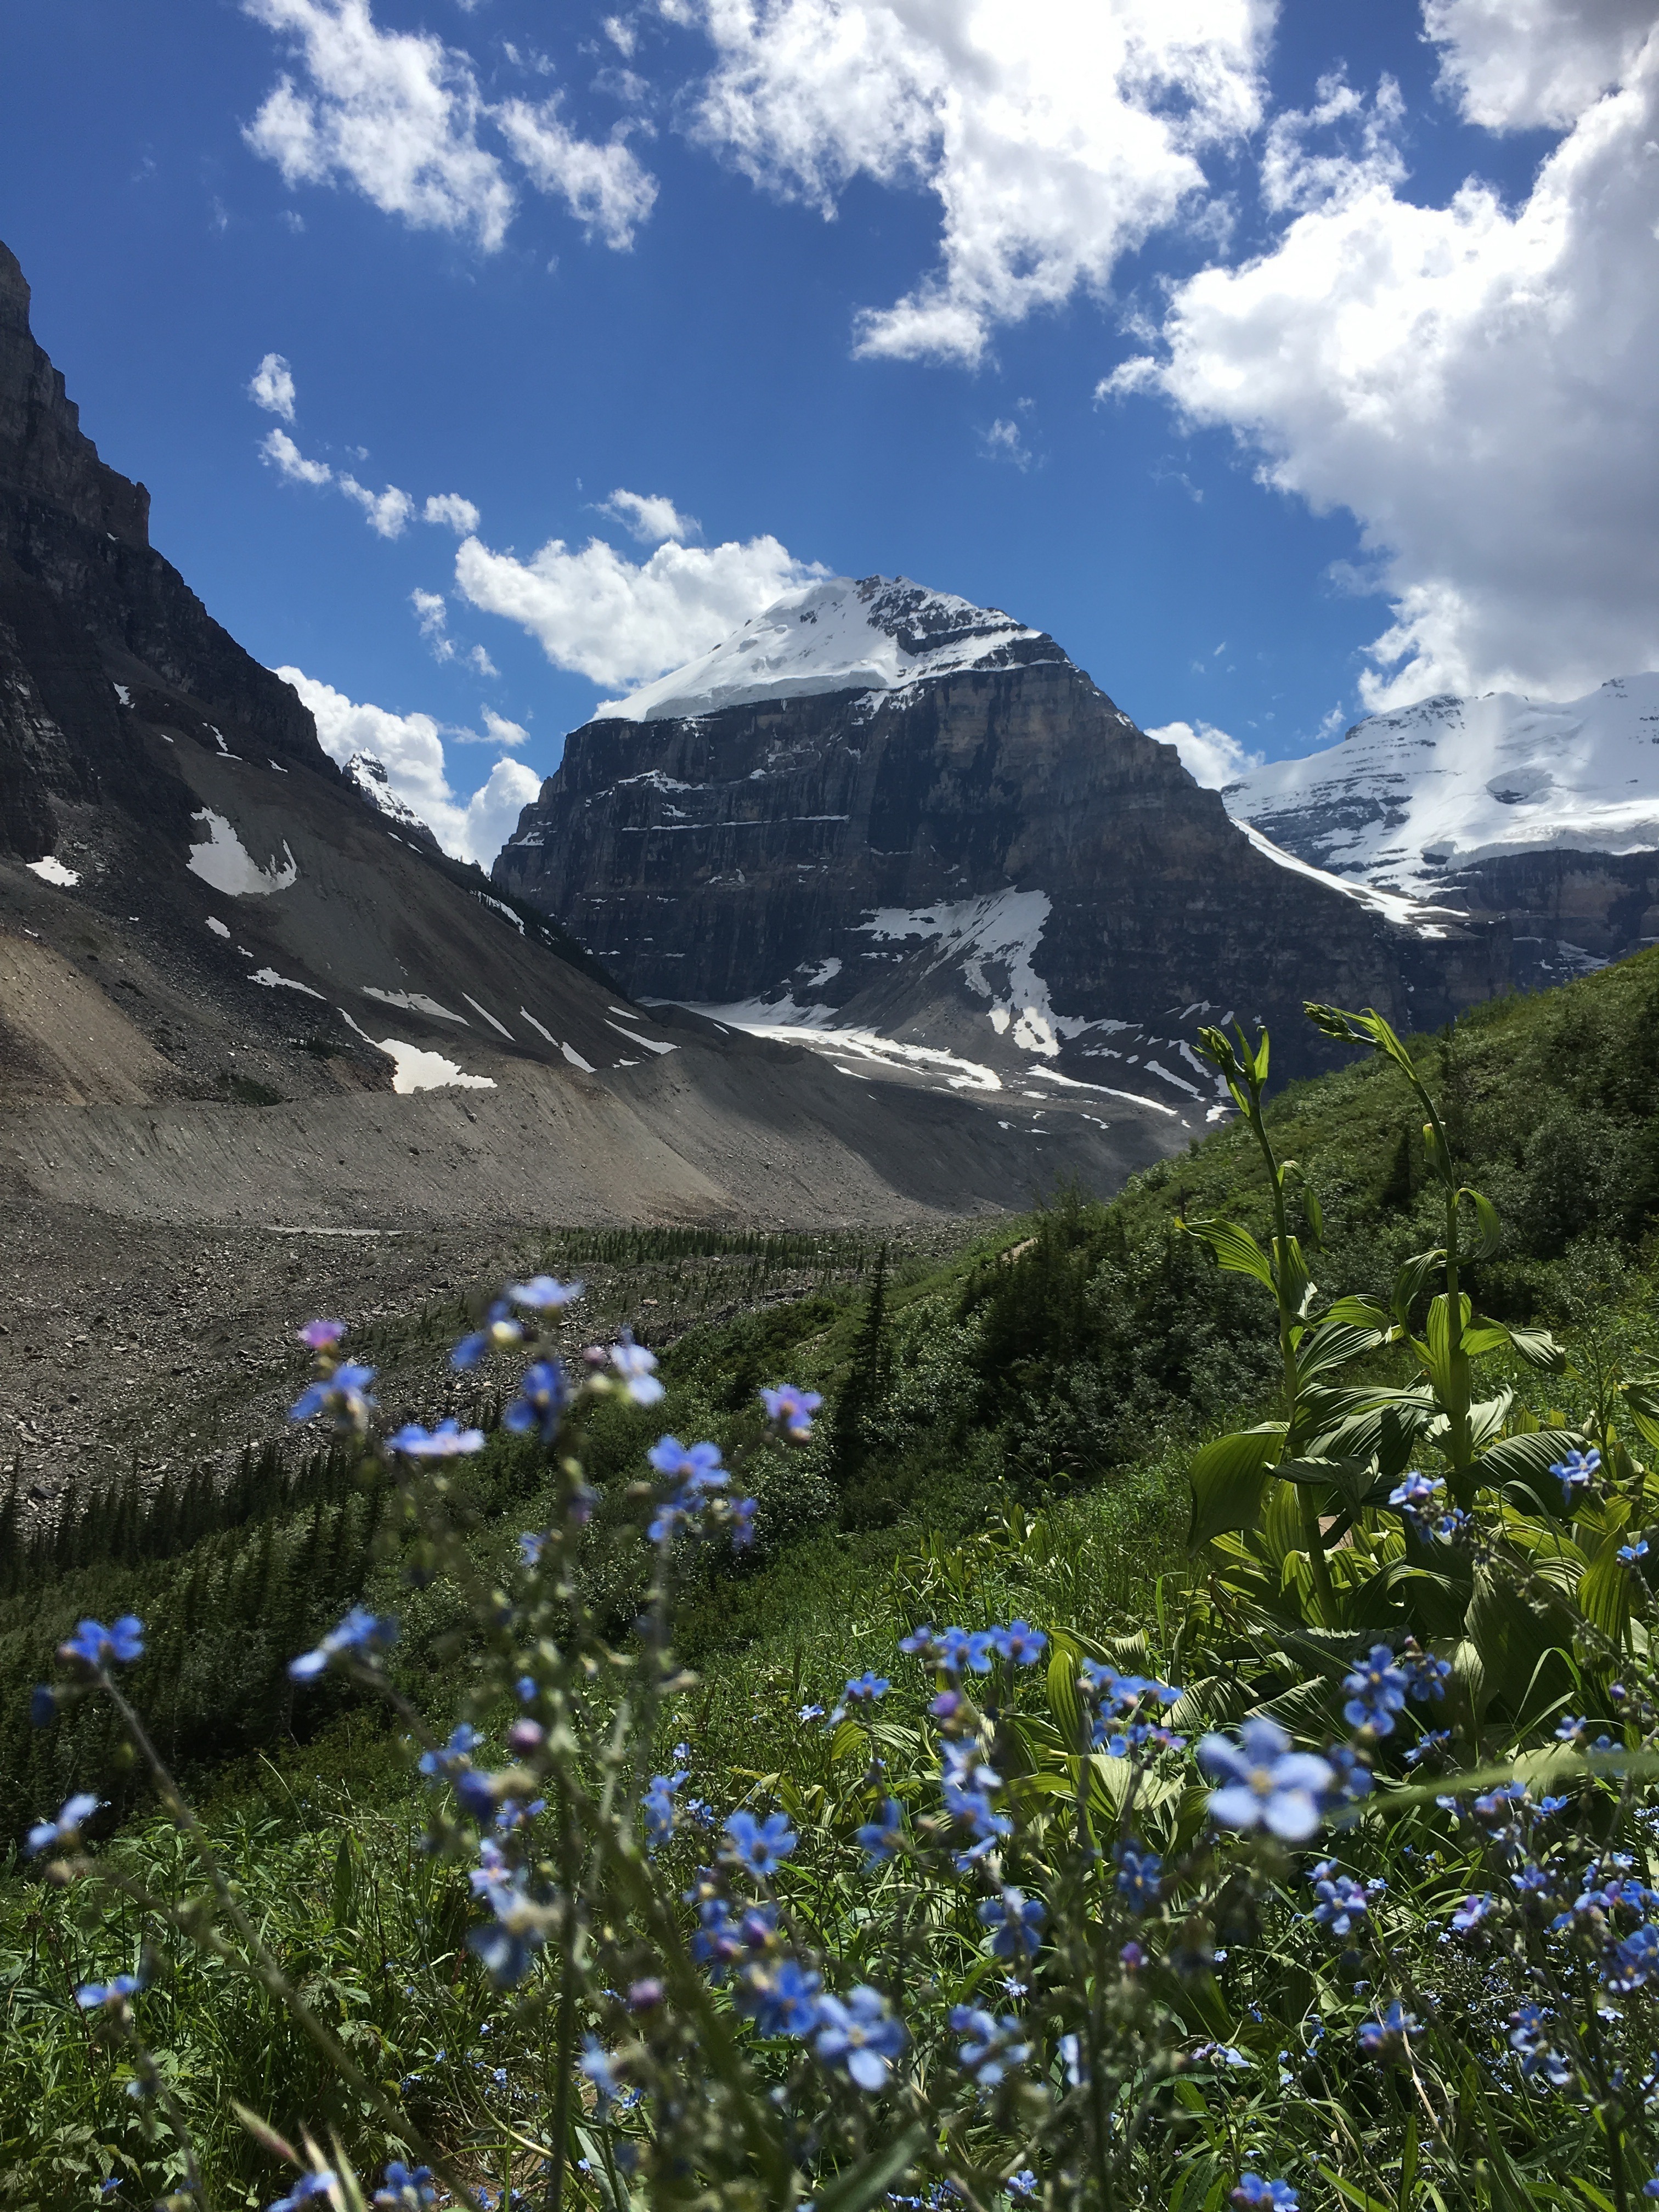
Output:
left=249, top=351, right=297, bottom=421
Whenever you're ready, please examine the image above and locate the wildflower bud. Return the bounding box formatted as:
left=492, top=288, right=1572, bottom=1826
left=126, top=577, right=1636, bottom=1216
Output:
left=627, top=1977, right=664, bottom=2012
left=582, top=1344, right=608, bottom=1368
left=930, top=1690, right=963, bottom=1720
left=507, top=1720, right=544, bottom=1756
left=29, top=1684, right=56, bottom=1728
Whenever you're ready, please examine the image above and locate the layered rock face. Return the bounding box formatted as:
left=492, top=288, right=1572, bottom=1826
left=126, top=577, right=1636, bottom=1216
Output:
left=497, top=580, right=1508, bottom=1087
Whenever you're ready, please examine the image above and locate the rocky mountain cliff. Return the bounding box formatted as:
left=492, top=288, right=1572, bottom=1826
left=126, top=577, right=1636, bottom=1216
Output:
left=496, top=577, right=1508, bottom=1102
left=1224, top=678, right=1659, bottom=988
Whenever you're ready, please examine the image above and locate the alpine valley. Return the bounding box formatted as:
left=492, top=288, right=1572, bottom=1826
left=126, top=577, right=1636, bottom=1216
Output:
left=0, top=236, right=1171, bottom=1238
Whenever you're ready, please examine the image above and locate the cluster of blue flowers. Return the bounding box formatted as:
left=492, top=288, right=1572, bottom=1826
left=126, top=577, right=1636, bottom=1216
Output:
left=899, top=1621, right=1048, bottom=1675
left=1310, top=1860, right=1383, bottom=1938
left=1552, top=1446, right=1602, bottom=1508
left=287, top=1605, right=398, bottom=1683
left=289, top=1318, right=377, bottom=1436
left=1077, top=1659, right=1184, bottom=1757
left=668, top=1815, right=907, bottom=2092
left=1341, top=1640, right=1450, bottom=1737
left=1387, top=1470, right=1470, bottom=1543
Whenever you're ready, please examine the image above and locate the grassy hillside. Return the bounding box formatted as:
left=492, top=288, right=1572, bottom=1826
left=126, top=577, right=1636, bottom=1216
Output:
left=9, top=955, right=1659, bottom=2206
left=7, top=953, right=1659, bottom=1840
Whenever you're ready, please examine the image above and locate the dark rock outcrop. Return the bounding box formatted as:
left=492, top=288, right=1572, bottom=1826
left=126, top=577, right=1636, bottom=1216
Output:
left=0, top=236, right=684, bottom=1100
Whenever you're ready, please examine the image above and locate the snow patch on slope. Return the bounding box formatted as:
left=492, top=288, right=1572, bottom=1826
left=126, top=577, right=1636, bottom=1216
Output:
left=26, top=856, right=80, bottom=888
left=1232, top=821, right=1462, bottom=936
left=377, top=1041, right=496, bottom=1094
left=595, top=574, right=1054, bottom=722
left=856, top=889, right=1080, bottom=1056
left=186, top=811, right=298, bottom=896
left=362, top=986, right=467, bottom=1024
left=1225, top=675, right=1659, bottom=898
left=250, top=967, right=324, bottom=998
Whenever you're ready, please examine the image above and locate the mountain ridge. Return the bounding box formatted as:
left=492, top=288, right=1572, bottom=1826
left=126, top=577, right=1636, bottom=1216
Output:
left=1223, top=674, right=1659, bottom=985
left=497, top=591, right=1508, bottom=1104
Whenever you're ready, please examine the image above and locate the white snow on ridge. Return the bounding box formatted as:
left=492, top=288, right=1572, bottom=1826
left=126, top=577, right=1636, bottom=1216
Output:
left=1233, top=821, right=1460, bottom=936
left=186, top=811, right=298, bottom=896
left=595, top=575, right=1052, bottom=723
left=1226, top=675, right=1659, bottom=900
left=348, top=751, right=434, bottom=840
left=684, top=1008, right=1007, bottom=1092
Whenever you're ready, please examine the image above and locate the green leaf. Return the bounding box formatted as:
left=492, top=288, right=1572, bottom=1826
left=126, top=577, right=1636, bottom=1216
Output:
left=1502, top=1323, right=1566, bottom=1373
left=1272, top=1233, right=1311, bottom=1316
left=1188, top=1424, right=1285, bottom=1547
left=1421, top=1291, right=1473, bottom=1403
left=1391, top=1250, right=1444, bottom=1331
left=812, top=2123, right=930, bottom=2212
left=1571, top=2181, right=1620, bottom=2212
left=1461, top=1320, right=1514, bottom=1360
left=1318, top=2165, right=1395, bottom=2212
left=1468, top=1388, right=1515, bottom=1452
left=1460, top=1187, right=1504, bottom=1260
left=1303, top=1183, right=1325, bottom=1246
left=1295, top=1319, right=1385, bottom=1387
left=1621, top=1377, right=1659, bottom=1445
left=1479, top=1428, right=1585, bottom=1509
left=1274, top=1455, right=1383, bottom=1514
left=1182, top=1217, right=1275, bottom=1292
left=1046, top=1633, right=1087, bottom=1752
left=1468, top=1564, right=1573, bottom=1718
left=1579, top=1542, right=1632, bottom=1647
left=1325, top=1295, right=1390, bottom=1331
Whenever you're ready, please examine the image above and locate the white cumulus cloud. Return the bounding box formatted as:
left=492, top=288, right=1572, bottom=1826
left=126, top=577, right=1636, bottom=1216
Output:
left=280, top=665, right=540, bottom=865
left=340, top=473, right=414, bottom=538
left=1104, top=18, right=1659, bottom=707
left=249, top=351, right=297, bottom=420
left=1424, top=0, right=1656, bottom=128
left=599, top=488, right=698, bottom=543
left=676, top=0, right=1272, bottom=366
left=495, top=98, right=658, bottom=248
left=259, top=426, right=332, bottom=486
left=241, top=0, right=659, bottom=255
left=1146, top=719, right=1263, bottom=789
left=242, top=0, right=516, bottom=247
left=453, top=527, right=826, bottom=689
left=424, top=492, right=482, bottom=533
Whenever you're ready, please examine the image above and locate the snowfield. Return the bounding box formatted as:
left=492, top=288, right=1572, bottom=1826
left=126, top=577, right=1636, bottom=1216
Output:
left=1225, top=675, right=1659, bottom=899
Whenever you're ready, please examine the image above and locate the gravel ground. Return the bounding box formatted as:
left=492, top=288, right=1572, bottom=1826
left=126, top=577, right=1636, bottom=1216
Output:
left=0, top=1196, right=979, bottom=1539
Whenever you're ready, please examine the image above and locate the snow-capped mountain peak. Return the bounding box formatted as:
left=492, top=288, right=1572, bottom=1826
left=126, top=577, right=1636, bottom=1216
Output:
left=1223, top=674, right=1659, bottom=898
left=594, top=574, right=1063, bottom=723
left=346, top=749, right=436, bottom=843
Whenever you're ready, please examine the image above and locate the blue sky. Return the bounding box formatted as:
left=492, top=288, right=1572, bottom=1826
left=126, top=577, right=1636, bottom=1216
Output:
left=2, top=1, right=1655, bottom=860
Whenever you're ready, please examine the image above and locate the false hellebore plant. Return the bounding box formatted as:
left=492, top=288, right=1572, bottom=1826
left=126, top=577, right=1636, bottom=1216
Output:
left=22, top=1009, right=1659, bottom=2212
